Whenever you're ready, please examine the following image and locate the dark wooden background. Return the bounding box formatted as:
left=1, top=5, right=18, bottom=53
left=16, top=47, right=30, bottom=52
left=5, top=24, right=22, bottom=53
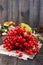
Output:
left=0, top=0, right=43, bottom=27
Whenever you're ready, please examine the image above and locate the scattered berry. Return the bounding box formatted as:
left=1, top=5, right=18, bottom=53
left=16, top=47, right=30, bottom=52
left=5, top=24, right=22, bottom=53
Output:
left=19, top=53, right=23, bottom=57
left=16, top=50, right=20, bottom=53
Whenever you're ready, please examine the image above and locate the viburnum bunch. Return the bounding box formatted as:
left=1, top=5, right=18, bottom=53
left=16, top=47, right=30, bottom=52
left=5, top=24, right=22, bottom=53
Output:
left=3, top=26, right=39, bottom=56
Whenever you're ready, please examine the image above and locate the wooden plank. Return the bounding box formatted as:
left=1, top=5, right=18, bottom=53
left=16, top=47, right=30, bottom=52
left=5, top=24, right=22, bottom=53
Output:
left=7, top=0, right=18, bottom=21
left=7, top=0, right=19, bottom=21
left=0, top=0, right=7, bottom=24
left=0, top=36, right=2, bottom=45
left=0, top=55, right=9, bottom=65
left=17, top=59, right=41, bottom=65
left=0, top=0, right=3, bottom=24
left=19, top=0, right=30, bottom=23
left=40, top=0, right=43, bottom=24
left=19, top=0, right=29, bottom=12
left=33, top=0, right=40, bottom=27
left=0, top=54, right=18, bottom=65
left=7, top=56, right=17, bottom=65
left=29, top=0, right=34, bottom=27
left=12, top=0, right=19, bottom=21
left=7, top=0, right=13, bottom=20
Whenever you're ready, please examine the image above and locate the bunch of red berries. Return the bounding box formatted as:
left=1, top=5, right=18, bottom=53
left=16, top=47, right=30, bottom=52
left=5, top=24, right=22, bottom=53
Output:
left=3, top=26, right=39, bottom=55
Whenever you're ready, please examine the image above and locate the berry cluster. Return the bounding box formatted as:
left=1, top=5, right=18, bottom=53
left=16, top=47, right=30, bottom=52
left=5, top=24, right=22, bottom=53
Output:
left=3, top=26, right=39, bottom=56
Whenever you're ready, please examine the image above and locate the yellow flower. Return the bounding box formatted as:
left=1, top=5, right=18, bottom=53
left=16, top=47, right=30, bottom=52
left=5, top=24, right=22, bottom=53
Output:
left=3, top=21, right=15, bottom=27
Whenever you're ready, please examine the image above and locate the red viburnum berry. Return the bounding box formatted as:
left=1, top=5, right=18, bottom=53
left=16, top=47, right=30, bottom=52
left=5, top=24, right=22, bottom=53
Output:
left=16, top=50, right=20, bottom=53
left=3, top=25, right=39, bottom=55
left=18, top=52, right=23, bottom=57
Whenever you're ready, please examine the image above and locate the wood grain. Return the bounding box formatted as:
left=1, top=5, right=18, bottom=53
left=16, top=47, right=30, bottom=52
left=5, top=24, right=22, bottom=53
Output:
left=40, top=0, right=43, bottom=24
left=0, top=0, right=43, bottom=27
